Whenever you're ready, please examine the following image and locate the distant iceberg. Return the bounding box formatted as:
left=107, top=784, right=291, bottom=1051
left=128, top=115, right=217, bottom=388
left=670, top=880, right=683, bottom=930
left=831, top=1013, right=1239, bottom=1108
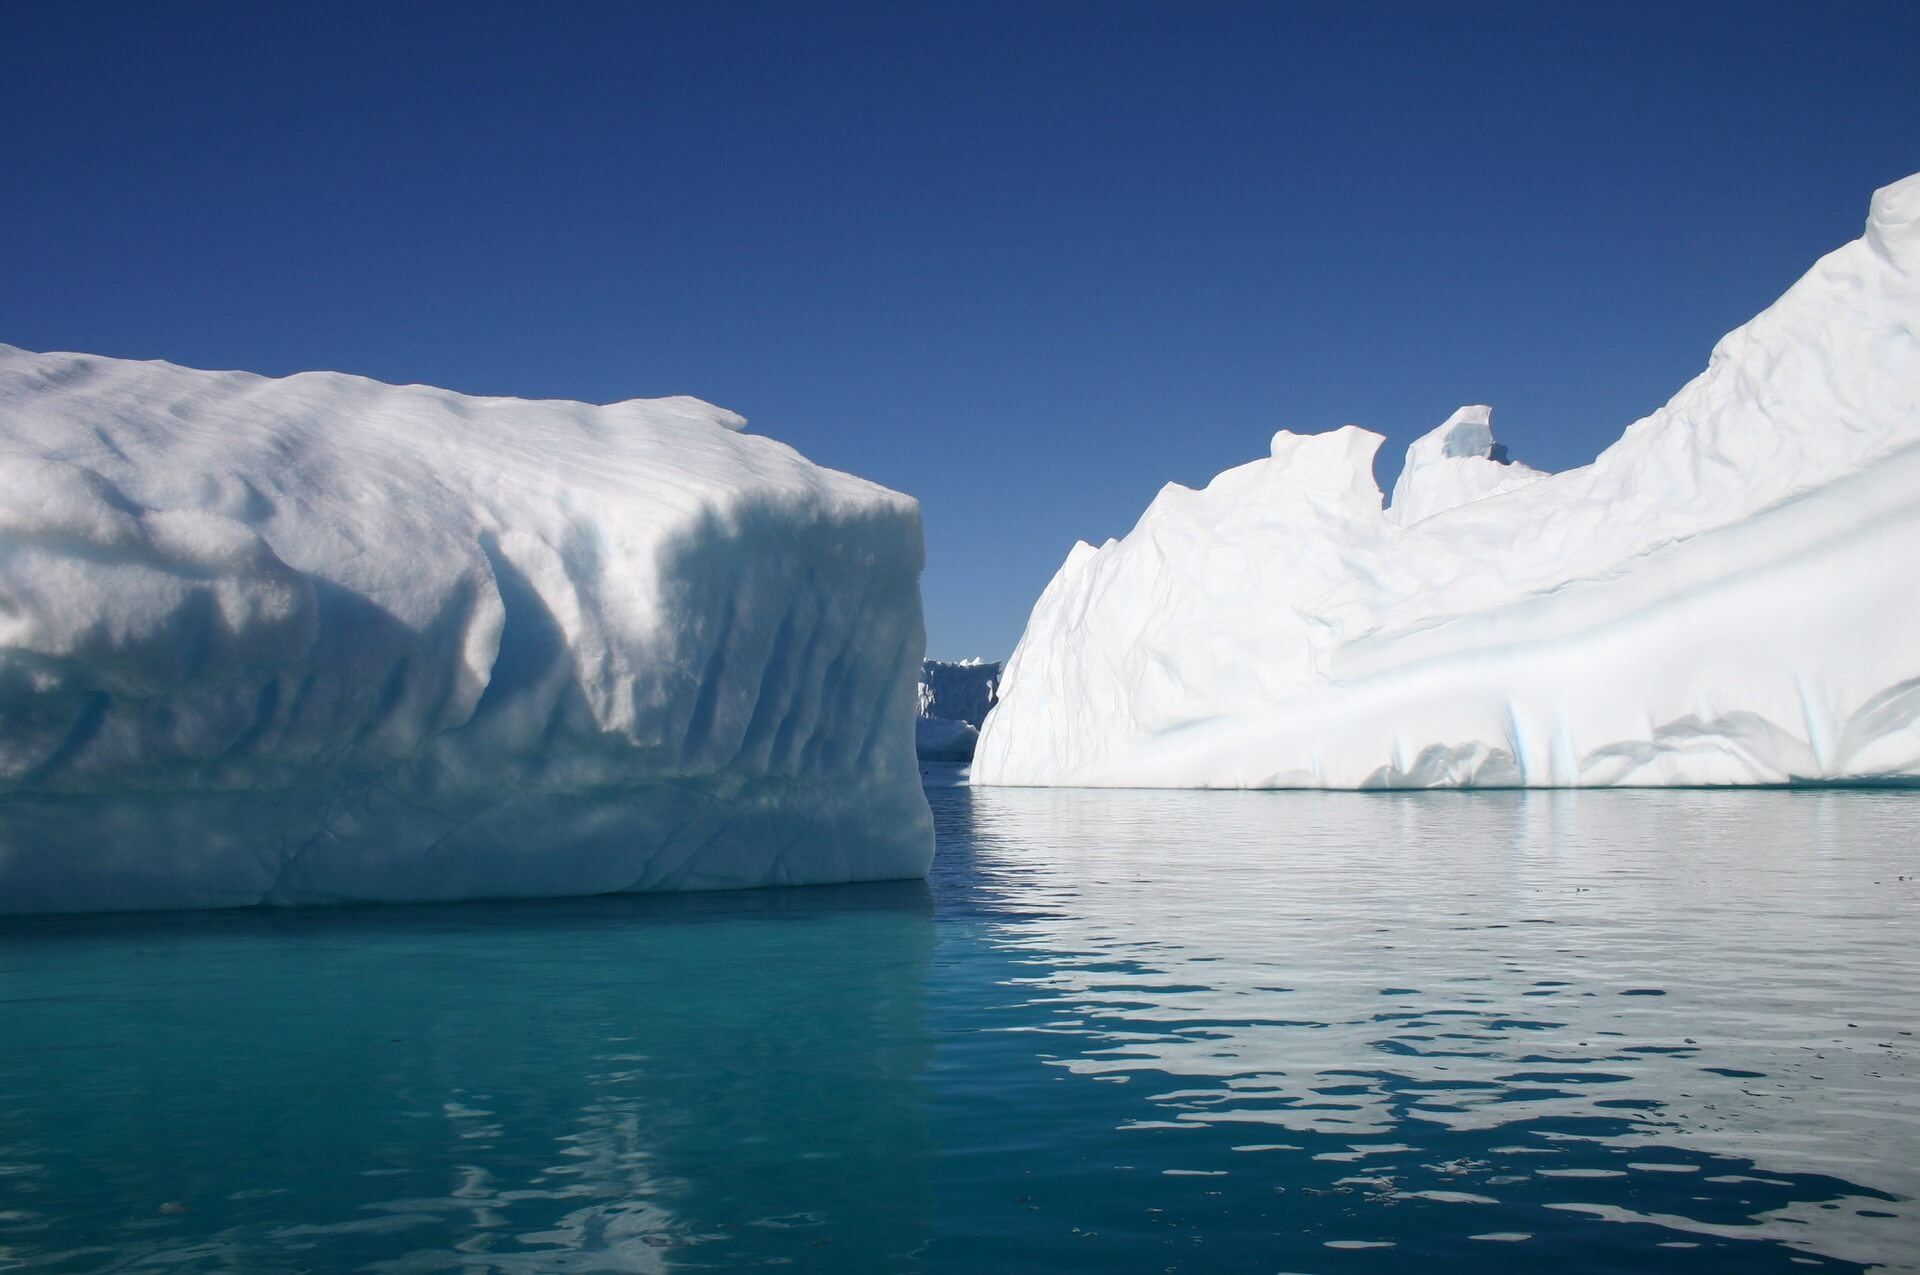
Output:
left=918, top=657, right=1002, bottom=729
left=0, top=347, right=932, bottom=912
left=915, top=657, right=1000, bottom=763
left=975, top=173, right=1920, bottom=789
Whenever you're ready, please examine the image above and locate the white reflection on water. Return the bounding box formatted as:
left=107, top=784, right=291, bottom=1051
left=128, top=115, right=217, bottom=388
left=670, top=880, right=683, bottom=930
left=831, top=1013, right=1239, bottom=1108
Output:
left=951, top=785, right=1920, bottom=1267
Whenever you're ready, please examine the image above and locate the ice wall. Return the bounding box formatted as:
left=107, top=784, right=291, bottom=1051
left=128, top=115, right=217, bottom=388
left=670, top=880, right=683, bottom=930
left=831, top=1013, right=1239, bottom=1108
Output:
left=0, top=347, right=933, bottom=911
left=976, top=173, right=1920, bottom=789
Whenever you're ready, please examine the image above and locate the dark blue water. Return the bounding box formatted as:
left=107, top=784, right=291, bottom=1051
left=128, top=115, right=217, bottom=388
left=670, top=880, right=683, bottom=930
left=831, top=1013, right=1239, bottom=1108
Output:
left=1, top=786, right=1916, bottom=1272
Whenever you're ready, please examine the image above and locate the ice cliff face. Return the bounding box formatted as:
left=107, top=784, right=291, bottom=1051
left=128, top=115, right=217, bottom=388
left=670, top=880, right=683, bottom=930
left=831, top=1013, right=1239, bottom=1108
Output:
left=0, top=348, right=932, bottom=912
left=975, top=173, right=1920, bottom=789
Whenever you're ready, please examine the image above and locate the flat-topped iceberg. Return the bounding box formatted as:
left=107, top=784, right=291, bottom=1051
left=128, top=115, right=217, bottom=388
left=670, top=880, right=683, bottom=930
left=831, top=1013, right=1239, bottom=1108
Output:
left=0, top=347, right=932, bottom=912
left=975, top=173, right=1920, bottom=789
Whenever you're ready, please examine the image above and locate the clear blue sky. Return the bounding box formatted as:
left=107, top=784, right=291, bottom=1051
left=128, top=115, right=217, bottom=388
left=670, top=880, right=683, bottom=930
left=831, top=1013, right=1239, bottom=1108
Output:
left=3, top=2, right=1915, bottom=658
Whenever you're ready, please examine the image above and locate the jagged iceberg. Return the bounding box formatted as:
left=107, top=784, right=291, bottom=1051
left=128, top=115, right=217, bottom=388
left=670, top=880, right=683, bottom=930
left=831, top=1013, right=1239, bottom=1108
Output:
left=0, top=346, right=932, bottom=912
left=975, top=173, right=1920, bottom=789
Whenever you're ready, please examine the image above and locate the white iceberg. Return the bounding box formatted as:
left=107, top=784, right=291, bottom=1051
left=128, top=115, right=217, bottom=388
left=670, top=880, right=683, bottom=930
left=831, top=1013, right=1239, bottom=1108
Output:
left=975, top=173, right=1920, bottom=789
left=0, top=346, right=932, bottom=912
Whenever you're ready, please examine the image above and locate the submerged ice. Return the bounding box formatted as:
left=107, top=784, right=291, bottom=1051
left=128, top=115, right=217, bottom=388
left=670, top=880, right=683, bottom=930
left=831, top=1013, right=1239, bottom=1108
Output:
left=0, top=348, right=932, bottom=912
left=976, top=173, right=1920, bottom=789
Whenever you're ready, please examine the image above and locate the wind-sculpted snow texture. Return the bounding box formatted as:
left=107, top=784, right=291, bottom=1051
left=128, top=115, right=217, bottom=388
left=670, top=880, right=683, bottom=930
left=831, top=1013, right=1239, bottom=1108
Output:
left=976, top=174, right=1920, bottom=789
left=0, top=347, right=932, bottom=912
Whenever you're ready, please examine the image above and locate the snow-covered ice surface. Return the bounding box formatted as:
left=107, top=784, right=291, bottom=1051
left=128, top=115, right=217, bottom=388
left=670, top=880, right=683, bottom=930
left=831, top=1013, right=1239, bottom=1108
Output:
left=0, top=346, right=932, bottom=912
left=976, top=173, right=1920, bottom=789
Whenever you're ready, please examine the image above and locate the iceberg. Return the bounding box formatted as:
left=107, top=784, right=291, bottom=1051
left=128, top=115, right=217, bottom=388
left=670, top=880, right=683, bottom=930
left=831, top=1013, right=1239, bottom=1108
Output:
left=975, top=173, right=1920, bottom=789
left=914, top=656, right=1001, bottom=763
left=914, top=714, right=980, bottom=764
left=0, top=346, right=932, bottom=912
left=917, top=657, right=1002, bottom=729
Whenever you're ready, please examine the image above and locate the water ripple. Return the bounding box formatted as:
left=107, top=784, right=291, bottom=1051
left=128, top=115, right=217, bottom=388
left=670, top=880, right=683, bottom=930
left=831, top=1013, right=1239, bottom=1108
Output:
left=0, top=786, right=1911, bottom=1271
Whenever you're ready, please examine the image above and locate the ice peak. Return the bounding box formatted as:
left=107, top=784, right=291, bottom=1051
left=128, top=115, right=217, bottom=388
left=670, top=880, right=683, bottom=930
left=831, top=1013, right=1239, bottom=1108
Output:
left=1440, top=405, right=1497, bottom=459
left=1388, top=405, right=1545, bottom=525
left=1867, top=172, right=1920, bottom=266
left=1398, top=404, right=1515, bottom=473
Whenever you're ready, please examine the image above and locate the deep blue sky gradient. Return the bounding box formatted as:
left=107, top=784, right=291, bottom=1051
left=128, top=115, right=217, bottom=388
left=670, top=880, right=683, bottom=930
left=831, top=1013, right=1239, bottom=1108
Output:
left=4, top=2, right=1916, bottom=657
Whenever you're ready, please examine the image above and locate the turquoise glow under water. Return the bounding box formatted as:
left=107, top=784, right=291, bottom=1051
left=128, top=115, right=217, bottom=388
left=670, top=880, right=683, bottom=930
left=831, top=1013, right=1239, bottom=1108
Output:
left=1, top=787, right=1916, bottom=1271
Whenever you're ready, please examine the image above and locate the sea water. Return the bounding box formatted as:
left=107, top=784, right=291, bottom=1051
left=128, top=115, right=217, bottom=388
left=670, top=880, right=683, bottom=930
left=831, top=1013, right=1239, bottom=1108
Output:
left=0, top=786, right=1914, bottom=1271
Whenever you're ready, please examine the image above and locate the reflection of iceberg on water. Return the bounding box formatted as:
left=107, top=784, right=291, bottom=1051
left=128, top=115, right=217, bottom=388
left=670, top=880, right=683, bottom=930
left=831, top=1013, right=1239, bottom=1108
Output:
left=1, top=883, right=936, bottom=1269
left=952, top=784, right=1919, bottom=1268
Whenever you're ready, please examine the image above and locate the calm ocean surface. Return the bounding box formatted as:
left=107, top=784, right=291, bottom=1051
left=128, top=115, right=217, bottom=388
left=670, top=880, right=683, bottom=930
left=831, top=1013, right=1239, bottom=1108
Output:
left=1, top=786, right=1915, bottom=1272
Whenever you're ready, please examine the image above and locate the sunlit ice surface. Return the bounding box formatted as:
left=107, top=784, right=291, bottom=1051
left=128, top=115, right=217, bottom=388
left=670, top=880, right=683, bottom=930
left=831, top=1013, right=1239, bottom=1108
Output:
left=1, top=786, right=1915, bottom=1271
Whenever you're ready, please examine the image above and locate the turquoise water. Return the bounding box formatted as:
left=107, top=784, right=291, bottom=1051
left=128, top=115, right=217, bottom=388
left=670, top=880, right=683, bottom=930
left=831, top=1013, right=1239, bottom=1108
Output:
left=1, top=786, right=1916, bottom=1272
